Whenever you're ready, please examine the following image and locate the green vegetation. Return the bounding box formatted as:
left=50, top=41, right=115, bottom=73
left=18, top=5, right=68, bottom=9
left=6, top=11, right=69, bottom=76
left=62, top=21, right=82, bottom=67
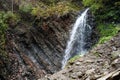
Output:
left=82, top=0, right=103, bottom=11
left=69, top=54, right=83, bottom=63
left=97, top=24, right=120, bottom=44
left=0, top=11, right=8, bottom=61
left=82, top=0, right=120, bottom=44
left=18, top=1, right=80, bottom=18
left=0, top=0, right=120, bottom=79
left=93, top=52, right=100, bottom=57
left=0, top=11, right=19, bottom=58
left=19, top=2, right=33, bottom=13
left=0, top=0, right=120, bottom=68
left=5, top=11, right=20, bottom=26
left=82, top=0, right=120, bottom=23
left=31, top=1, right=77, bottom=18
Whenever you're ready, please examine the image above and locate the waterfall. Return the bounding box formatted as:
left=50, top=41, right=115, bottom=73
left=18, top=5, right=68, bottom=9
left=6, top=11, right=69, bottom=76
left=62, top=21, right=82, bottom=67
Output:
left=62, top=8, right=92, bottom=68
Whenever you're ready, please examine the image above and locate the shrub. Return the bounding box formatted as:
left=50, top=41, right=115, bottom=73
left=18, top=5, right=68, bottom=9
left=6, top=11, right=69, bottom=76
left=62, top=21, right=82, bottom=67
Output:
left=31, top=2, right=48, bottom=18
left=82, top=0, right=103, bottom=12
left=69, top=54, right=83, bottom=63
left=31, top=1, right=78, bottom=18
left=5, top=11, right=20, bottom=25
left=82, top=0, right=120, bottom=23
left=0, top=11, right=20, bottom=57
left=0, top=11, right=8, bottom=34
left=0, top=11, right=8, bottom=58
left=19, top=2, right=33, bottom=13
left=97, top=24, right=120, bottom=44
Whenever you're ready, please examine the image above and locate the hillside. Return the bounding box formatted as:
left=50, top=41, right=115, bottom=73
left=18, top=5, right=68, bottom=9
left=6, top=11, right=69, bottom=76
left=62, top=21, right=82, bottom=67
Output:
left=0, top=0, right=120, bottom=80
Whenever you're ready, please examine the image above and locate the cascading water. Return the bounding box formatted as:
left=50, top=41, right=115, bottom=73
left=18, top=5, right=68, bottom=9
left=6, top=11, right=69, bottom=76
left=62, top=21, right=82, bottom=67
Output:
left=62, top=8, right=92, bottom=68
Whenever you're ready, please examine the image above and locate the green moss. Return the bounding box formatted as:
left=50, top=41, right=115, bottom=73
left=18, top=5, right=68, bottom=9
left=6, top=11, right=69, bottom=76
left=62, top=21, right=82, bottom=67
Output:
left=97, top=24, right=120, bottom=44
left=19, top=2, right=33, bottom=13
left=69, top=54, right=83, bottom=63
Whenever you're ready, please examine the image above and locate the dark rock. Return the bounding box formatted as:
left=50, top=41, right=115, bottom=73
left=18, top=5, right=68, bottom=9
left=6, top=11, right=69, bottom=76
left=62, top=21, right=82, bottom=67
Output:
left=4, top=8, right=98, bottom=79
left=6, top=13, right=76, bottom=79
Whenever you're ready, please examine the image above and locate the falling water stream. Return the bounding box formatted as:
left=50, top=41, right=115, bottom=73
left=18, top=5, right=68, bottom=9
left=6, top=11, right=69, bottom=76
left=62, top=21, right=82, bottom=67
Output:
left=62, top=8, right=92, bottom=68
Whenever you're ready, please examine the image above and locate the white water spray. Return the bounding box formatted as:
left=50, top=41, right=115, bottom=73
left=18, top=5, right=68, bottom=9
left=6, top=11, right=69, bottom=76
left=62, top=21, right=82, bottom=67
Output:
left=62, top=8, right=91, bottom=68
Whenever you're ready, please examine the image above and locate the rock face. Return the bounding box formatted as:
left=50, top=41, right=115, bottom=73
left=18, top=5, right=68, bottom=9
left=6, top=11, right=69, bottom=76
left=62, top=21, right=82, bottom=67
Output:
left=4, top=9, right=97, bottom=80
left=6, top=14, right=76, bottom=80
left=41, top=32, right=120, bottom=80
left=0, top=1, right=98, bottom=80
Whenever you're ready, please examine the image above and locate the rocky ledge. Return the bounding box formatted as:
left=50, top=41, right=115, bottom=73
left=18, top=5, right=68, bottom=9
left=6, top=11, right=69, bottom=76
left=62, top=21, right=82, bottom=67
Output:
left=41, top=32, right=120, bottom=80
left=5, top=13, right=76, bottom=80
left=4, top=10, right=96, bottom=80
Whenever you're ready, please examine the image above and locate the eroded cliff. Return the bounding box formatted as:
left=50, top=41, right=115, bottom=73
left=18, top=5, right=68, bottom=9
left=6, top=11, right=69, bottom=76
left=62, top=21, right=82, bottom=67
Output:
left=6, top=13, right=76, bottom=79
left=0, top=1, right=99, bottom=80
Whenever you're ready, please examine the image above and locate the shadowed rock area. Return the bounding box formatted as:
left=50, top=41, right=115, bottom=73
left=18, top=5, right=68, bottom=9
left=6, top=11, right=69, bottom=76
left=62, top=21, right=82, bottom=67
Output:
left=6, top=14, right=75, bottom=80
left=5, top=10, right=97, bottom=80
left=0, top=1, right=98, bottom=79
left=0, top=0, right=119, bottom=80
